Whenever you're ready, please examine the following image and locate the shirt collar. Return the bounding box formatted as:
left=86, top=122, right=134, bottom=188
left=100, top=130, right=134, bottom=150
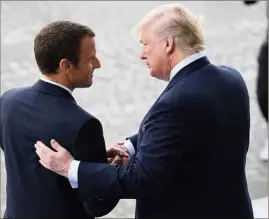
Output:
left=169, top=51, right=206, bottom=81
left=40, top=77, right=73, bottom=95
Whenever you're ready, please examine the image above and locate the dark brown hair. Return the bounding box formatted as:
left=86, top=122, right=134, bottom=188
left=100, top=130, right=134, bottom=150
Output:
left=34, top=20, right=95, bottom=74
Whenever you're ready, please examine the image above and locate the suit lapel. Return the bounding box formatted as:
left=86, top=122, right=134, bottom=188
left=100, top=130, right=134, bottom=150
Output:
left=139, top=87, right=166, bottom=131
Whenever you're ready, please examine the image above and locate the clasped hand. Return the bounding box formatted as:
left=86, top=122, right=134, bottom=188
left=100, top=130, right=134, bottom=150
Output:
left=106, top=141, right=130, bottom=164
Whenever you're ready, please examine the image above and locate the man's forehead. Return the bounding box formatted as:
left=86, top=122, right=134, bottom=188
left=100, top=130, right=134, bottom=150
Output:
left=78, top=41, right=95, bottom=60
left=81, top=36, right=95, bottom=46
left=80, top=36, right=96, bottom=51
left=138, top=28, right=147, bottom=43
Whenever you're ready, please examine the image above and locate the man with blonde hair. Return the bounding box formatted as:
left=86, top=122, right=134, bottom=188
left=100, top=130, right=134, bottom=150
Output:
left=35, top=3, right=254, bottom=219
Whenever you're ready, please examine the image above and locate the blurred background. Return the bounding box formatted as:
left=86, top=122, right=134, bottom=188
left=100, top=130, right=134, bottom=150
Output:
left=1, top=1, right=268, bottom=218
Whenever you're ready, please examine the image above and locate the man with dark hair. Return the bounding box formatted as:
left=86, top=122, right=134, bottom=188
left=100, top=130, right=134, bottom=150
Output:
left=0, top=20, right=118, bottom=219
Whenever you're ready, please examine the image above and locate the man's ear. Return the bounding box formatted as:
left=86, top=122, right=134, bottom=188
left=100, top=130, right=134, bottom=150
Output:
left=59, top=59, right=72, bottom=74
left=165, top=36, right=175, bottom=54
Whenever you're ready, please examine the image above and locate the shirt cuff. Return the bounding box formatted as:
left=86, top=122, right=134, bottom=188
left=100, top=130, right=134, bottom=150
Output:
left=68, top=160, right=80, bottom=189
left=124, top=139, right=135, bottom=161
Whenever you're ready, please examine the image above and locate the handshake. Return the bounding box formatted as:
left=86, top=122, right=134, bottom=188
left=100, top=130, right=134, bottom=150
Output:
left=106, top=141, right=130, bottom=165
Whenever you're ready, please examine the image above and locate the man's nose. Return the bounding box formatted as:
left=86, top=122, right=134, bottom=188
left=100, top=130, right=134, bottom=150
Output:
left=140, top=52, right=146, bottom=60
left=95, top=57, right=101, bottom=68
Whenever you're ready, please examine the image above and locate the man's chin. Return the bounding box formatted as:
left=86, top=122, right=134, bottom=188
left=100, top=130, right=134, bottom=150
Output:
left=149, top=71, right=160, bottom=80
left=77, top=82, right=93, bottom=88
left=149, top=70, right=155, bottom=77
left=149, top=72, right=167, bottom=81
left=85, top=82, right=93, bottom=88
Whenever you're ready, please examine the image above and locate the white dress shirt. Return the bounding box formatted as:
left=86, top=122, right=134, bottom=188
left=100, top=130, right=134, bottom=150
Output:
left=40, top=77, right=73, bottom=95
left=68, top=51, right=206, bottom=189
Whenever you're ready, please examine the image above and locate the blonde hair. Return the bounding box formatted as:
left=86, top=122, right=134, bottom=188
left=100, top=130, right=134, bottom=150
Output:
left=137, top=3, right=205, bottom=52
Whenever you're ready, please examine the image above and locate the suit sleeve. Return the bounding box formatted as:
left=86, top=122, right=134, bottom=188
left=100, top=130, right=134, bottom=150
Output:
left=72, top=118, right=119, bottom=217
left=77, top=101, right=189, bottom=200
left=127, top=133, right=138, bottom=152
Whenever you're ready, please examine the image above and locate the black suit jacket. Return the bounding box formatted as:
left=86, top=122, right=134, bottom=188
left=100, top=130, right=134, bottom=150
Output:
left=75, top=57, right=254, bottom=219
left=0, top=80, right=118, bottom=219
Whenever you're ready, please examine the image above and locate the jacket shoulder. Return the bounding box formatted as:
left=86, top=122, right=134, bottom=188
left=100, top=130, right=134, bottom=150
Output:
left=1, top=86, right=32, bottom=101
left=66, top=103, right=102, bottom=130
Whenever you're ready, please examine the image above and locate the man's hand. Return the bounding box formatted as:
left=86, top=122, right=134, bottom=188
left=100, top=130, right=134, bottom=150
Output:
left=107, top=141, right=130, bottom=164
left=35, top=139, right=74, bottom=177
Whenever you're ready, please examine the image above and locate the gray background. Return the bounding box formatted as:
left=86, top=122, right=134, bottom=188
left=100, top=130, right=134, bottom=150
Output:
left=1, top=1, right=268, bottom=218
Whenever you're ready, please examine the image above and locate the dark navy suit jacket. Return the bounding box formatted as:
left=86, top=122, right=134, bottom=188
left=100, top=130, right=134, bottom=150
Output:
left=0, top=80, right=118, bottom=219
left=75, top=57, right=254, bottom=219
